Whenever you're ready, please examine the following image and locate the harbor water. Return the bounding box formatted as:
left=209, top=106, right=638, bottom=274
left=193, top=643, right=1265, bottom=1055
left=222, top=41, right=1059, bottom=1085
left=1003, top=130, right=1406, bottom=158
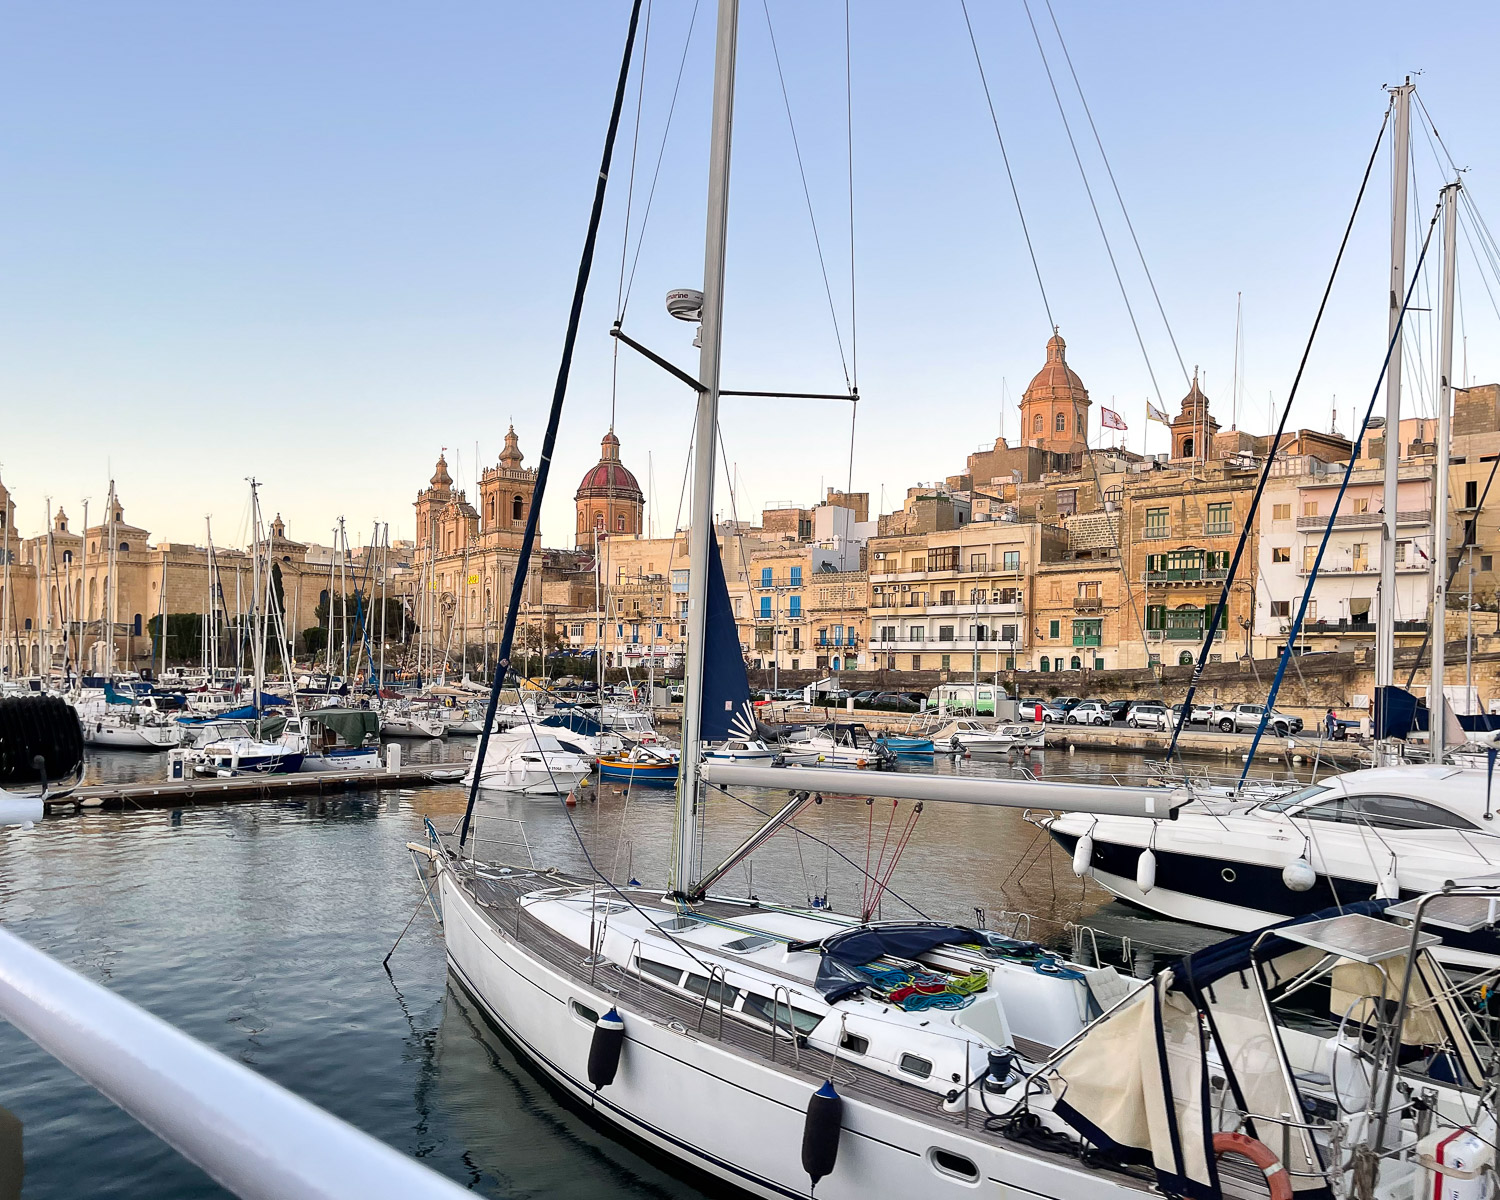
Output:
left=0, top=742, right=1311, bottom=1197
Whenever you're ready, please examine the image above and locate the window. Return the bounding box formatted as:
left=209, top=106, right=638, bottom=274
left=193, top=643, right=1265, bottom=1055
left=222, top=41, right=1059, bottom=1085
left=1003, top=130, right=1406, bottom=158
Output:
left=1271, top=600, right=1290, bottom=618
left=1350, top=597, right=1372, bottom=623
left=1272, top=547, right=1290, bottom=563
left=788, top=595, right=801, bottom=617
left=940, top=654, right=951, bottom=670
left=939, top=590, right=956, bottom=605
left=760, top=567, right=772, bottom=586
left=741, top=993, right=822, bottom=1035
left=832, top=624, right=844, bottom=644
left=1095, top=657, right=1105, bottom=670
left=840, top=1031, right=869, bottom=1055
left=1485, top=556, right=1494, bottom=572
left=1302, top=546, right=1318, bottom=571
left=790, top=566, right=803, bottom=586
left=1351, top=496, right=1370, bottom=514
left=899, top=1053, right=933, bottom=1079
left=638, top=958, right=685, bottom=985
left=1049, top=619, right=1060, bottom=639
left=512, top=494, right=524, bottom=521
left=1144, top=508, right=1168, bottom=539
left=1078, top=581, right=1100, bottom=598
left=1302, top=500, right=1318, bottom=517
left=938, top=625, right=955, bottom=640
left=759, top=597, right=771, bottom=618
left=1072, top=619, right=1101, bottom=646
left=1039, top=657, right=1050, bottom=671
left=1205, top=502, right=1232, bottom=534
left=930, top=1149, right=980, bottom=1182
left=1070, top=656, right=1082, bottom=670
left=1057, top=488, right=1078, bottom=517
left=570, top=999, right=600, bottom=1024
left=1466, top=519, right=1478, bottom=546
left=1351, top=543, right=1369, bottom=572
left=119, top=542, right=130, bottom=552
left=908, top=627, right=924, bottom=642
left=911, top=655, right=921, bottom=670
left=1001, top=623, right=1018, bottom=641
left=1055, top=412, right=1067, bottom=432
left=1395, top=542, right=1406, bottom=564
left=1033, top=413, right=1043, bottom=433
left=1272, top=503, right=1291, bottom=521
left=968, top=553, right=987, bottom=571
left=1302, top=795, right=1475, bottom=831
left=928, top=547, right=959, bottom=572
left=684, top=975, right=742, bottom=1007
left=1146, top=604, right=1165, bottom=630
left=1467, top=480, right=1479, bottom=508
left=616, top=513, right=626, bottom=532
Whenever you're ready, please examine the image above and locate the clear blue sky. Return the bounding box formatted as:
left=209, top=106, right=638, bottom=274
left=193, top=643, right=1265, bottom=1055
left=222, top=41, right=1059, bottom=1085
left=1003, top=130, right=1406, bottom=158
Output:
left=3, top=2, right=1498, bottom=551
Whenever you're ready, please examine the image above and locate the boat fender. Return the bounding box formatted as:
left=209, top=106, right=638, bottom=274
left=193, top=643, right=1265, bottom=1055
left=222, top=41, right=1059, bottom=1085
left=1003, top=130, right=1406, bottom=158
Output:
left=1135, top=848, right=1157, bottom=894
left=1376, top=870, right=1401, bottom=901
left=1282, top=858, right=1315, bottom=892
left=1212, top=1132, right=1292, bottom=1200
left=587, top=1008, right=625, bottom=1090
left=1071, top=832, right=1094, bottom=878
left=801, top=1080, right=842, bottom=1190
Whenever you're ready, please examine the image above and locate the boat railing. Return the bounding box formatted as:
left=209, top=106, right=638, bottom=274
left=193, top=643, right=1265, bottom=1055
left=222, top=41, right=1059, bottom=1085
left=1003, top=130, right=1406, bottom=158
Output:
left=467, top=814, right=535, bottom=871
left=0, top=927, right=471, bottom=1199
left=768, top=984, right=802, bottom=1067
left=694, top=964, right=731, bottom=1040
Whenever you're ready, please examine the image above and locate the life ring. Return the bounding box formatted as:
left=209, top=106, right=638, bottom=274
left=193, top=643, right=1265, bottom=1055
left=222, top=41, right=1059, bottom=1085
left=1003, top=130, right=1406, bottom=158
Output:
left=1212, top=1132, right=1292, bottom=1200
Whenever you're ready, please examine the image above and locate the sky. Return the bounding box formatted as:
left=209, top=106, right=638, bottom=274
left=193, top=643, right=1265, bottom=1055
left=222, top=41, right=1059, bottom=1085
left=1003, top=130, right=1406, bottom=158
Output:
left=3, top=2, right=1499, bottom=552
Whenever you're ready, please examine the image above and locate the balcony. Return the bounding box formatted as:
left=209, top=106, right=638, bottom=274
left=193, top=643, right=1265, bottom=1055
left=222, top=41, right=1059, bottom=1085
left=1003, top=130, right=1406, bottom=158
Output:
left=1295, top=563, right=1428, bottom=576
left=870, top=636, right=1023, bottom=652
left=1071, top=635, right=1103, bottom=647
left=925, top=600, right=1026, bottom=616
left=1144, top=568, right=1229, bottom=584
left=1281, top=618, right=1427, bottom=636
left=1072, top=597, right=1102, bottom=613
left=1295, top=509, right=1430, bottom=531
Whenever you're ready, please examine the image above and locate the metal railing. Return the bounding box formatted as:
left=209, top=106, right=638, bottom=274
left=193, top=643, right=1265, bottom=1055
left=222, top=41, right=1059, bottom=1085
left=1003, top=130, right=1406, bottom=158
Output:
left=1295, top=508, right=1430, bottom=530
left=0, top=928, right=471, bottom=1199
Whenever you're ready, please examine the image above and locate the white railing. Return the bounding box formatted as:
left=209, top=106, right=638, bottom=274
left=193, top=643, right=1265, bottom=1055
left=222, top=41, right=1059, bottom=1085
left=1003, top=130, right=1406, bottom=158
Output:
left=0, top=927, right=471, bottom=1200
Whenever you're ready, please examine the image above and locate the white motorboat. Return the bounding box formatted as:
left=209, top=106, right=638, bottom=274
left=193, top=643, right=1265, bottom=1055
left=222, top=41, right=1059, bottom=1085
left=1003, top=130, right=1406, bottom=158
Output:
left=461, top=728, right=589, bottom=795
left=189, top=735, right=304, bottom=775
left=1042, top=764, right=1500, bottom=968
left=703, top=737, right=776, bottom=762
left=931, top=718, right=1043, bottom=754
left=779, top=723, right=895, bottom=769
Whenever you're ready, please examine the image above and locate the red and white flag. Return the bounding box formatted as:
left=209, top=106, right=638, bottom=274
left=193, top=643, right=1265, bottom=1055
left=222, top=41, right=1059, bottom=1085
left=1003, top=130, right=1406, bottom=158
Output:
left=1101, top=407, right=1128, bottom=431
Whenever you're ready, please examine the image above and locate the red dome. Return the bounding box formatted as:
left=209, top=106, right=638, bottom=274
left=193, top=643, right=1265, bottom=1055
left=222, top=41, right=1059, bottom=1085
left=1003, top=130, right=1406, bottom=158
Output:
left=574, top=430, right=643, bottom=500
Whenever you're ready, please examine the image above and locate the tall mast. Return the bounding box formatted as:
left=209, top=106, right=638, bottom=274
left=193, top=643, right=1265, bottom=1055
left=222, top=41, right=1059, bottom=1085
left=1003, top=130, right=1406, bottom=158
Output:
left=378, top=523, right=388, bottom=691
left=0, top=476, right=9, bottom=681
left=674, top=0, right=739, bottom=895
left=1432, top=180, right=1459, bottom=760
left=75, top=499, right=87, bottom=681
left=106, top=481, right=118, bottom=678
left=1376, top=80, right=1412, bottom=698
left=338, top=517, right=349, bottom=686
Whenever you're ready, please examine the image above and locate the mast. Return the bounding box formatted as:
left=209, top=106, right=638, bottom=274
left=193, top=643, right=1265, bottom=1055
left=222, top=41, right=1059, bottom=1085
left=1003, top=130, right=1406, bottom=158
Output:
left=106, top=481, right=118, bottom=679
left=338, top=517, right=349, bottom=687
left=0, top=477, right=9, bottom=681
left=1376, top=80, right=1412, bottom=700
left=157, top=545, right=168, bottom=678
left=674, top=0, right=739, bottom=895
left=378, top=524, right=388, bottom=691
left=1432, top=180, right=1459, bottom=760
left=75, top=499, right=87, bottom=682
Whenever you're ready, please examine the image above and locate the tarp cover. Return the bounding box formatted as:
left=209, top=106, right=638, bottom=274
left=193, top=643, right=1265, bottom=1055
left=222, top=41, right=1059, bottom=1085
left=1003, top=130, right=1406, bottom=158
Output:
left=1375, top=685, right=1427, bottom=739
left=305, top=707, right=379, bottom=746
left=791, top=923, right=1018, bottom=1003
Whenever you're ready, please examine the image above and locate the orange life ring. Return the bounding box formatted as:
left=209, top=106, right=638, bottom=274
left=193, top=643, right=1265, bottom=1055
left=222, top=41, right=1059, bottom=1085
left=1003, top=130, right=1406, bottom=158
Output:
left=1212, top=1131, right=1292, bottom=1200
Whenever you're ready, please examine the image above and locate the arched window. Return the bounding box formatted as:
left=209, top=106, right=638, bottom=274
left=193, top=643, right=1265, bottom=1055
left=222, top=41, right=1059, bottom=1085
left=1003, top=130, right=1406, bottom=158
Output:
left=1055, top=413, right=1066, bottom=432
left=319, top=589, right=329, bottom=606
left=512, top=495, right=524, bottom=522
left=1070, top=655, right=1082, bottom=670
left=1178, top=651, right=1194, bottom=665
left=62, top=550, right=72, bottom=564
left=23, top=618, right=32, bottom=631
left=616, top=513, right=626, bottom=532
left=1032, top=413, right=1043, bottom=433
left=119, top=541, right=130, bottom=552
left=594, top=512, right=604, bottom=531
left=488, top=497, right=496, bottom=524
left=1039, top=656, right=1049, bottom=672
left=133, top=614, right=142, bottom=636
left=577, top=511, right=585, bottom=532
left=1182, top=437, right=1194, bottom=459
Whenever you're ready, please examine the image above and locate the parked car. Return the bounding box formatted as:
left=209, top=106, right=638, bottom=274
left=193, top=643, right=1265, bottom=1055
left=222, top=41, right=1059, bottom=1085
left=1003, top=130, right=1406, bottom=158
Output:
left=1127, top=702, right=1171, bottom=730
left=1169, top=702, right=1214, bottom=727
left=1065, top=700, right=1111, bottom=726
left=1214, top=703, right=1303, bottom=735
left=1104, top=699, right=1135, bottom=722
left=1053, top=696, right=1082, bottom=713
left=1019, top=697, right=1065, bottom=722
left=871, top=691, right=923, bottom=712
left=851, top=689, right=882, bottom=704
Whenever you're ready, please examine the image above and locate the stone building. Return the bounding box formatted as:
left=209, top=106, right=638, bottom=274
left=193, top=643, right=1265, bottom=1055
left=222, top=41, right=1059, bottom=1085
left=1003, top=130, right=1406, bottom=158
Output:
left=573, top=430, right=644, bottom=548
left=1019, top=330, right=1091, bottom=456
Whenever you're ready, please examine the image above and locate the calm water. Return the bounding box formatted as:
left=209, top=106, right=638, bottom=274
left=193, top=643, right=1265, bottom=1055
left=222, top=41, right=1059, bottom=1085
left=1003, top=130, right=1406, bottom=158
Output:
left=0, top=740, right=1310, bottom=1197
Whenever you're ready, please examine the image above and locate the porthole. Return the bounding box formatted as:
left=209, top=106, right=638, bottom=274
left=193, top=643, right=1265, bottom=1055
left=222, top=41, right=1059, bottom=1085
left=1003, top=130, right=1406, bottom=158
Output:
left=570, top=999, right=599, bottom=1024
left=899, top=1053, right=933, bottom=1079
left=1221, top=867, right=1237, bottom=883
left=840, top=1031, right=869, bottom=1055
left=929, top=1147, right=980, bottom=1182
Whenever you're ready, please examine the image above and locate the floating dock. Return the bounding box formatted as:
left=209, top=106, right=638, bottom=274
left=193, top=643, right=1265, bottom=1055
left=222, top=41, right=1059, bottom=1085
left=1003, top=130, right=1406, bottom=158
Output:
left=46, top=764, right=463, bottom=815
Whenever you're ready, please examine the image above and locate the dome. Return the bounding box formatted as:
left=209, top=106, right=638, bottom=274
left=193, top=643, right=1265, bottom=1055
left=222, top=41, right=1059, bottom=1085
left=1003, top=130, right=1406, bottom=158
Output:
left=575, top=430, right=643, bottom=500
left=430, top=453, right=453, bottom=490
left=1023, top=330, right=1088, bottom=403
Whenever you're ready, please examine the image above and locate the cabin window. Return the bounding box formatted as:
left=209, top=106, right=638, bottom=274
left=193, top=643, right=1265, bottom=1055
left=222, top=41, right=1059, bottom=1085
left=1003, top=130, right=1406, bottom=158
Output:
left=570, top=999, right=599, bottom=1024
left=659, top=915, right=706, bottom=933
left=1342, top=795, right=1476, bottom=831
left=742, top=993, right=822, bottom=1034
left=840, top=1031, right=869, bottom=1055
left=929, top=1149, right=979, bottom=1182
left=899, top=1053, right=933, bottom=1079
left=637, top=958, right=685, bottom=985
left=723, top=935, right=776, bottom=952
left=684, top=975, right=741, bottom=1007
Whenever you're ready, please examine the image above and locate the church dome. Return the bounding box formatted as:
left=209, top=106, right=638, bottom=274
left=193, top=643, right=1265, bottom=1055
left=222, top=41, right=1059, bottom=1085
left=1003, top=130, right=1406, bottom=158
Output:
left=430, top=453, right=453, bottom=490
left=575, top=431, right=643, bottom=499
left=1023, top=331, right=1088, bottom=403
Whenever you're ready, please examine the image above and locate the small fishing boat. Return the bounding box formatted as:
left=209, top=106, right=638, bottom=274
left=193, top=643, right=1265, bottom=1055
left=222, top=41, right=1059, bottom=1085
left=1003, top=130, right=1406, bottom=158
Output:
left=872, top=732, right=935, bottom=755
left=596, top=745, right=680, bottom=786
left=294, top=708, right=383, bottom=773
left=702, top=737, right=776, bottom=762
left=190, top=736, right=304, bottom=776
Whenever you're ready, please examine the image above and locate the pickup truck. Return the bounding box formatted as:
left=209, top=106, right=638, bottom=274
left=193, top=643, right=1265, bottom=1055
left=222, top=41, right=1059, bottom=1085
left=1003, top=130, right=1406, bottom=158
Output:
left=1213, top=703, right=1303, bottom=736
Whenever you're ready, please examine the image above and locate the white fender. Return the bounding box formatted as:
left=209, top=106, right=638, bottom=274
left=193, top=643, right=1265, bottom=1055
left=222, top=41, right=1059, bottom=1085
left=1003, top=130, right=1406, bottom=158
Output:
left=1071, top=832, right=1094, bottom=878
left=1282, top=858, right=1316, bottom=892
left=1136, top=848, right=1157, bottom=894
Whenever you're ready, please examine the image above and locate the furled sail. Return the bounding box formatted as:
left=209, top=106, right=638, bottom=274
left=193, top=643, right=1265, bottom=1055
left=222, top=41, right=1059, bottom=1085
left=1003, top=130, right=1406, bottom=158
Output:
left=699, top=532, right=756, bottom=744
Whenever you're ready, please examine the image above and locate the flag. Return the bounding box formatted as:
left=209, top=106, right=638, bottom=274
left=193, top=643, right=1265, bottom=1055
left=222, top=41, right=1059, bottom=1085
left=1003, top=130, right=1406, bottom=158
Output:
left=1146, top=400, right=1171, bottom=426
left=1101, top=407, right=1127, bottom=431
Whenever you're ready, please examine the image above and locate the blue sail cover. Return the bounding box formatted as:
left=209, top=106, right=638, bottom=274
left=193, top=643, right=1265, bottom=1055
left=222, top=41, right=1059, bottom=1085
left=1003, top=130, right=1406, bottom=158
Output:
left=700, top=532, right=756, bottom=744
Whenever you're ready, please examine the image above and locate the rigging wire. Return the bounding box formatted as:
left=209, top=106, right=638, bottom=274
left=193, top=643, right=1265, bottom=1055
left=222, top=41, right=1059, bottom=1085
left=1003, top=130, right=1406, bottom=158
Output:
left=1169, top=108, right=1391, bottom=760
left=760, top=0, right=852, bottom=389
left=958, top=0, right=1054, bottom=332
left=1020, top=0, right=1174, bottom=413
left=610, top=0, right=655, bottom=430
left=1041, top=0, right=1189, bottom=385
left=618, top=0, right=703, bottom=322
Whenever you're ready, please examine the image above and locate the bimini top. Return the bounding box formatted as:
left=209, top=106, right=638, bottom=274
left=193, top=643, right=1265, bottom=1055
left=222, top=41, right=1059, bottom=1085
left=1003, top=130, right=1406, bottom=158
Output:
left=789, top=922, right=1042, bottom=1003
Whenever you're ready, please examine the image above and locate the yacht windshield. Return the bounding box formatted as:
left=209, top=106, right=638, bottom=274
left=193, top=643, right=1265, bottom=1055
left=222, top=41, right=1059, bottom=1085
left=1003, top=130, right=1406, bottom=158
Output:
left=1257, top=783, right=1331, bottom=813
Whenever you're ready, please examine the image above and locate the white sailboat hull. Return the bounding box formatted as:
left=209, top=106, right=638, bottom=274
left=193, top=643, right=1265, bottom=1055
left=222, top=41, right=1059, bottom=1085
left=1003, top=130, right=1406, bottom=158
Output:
left=81, top=720, right=181, bottom=751
left=438, top=870, right=1120, bottom=1200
